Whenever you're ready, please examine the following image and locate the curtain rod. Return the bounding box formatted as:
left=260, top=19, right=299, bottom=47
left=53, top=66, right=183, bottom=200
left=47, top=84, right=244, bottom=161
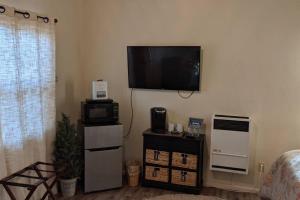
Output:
left=0, top=5, right=58, bottom=23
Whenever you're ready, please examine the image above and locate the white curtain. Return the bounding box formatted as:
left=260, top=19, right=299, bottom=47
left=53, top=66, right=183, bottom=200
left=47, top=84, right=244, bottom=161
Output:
left=0, top=5, right=56, bottom=200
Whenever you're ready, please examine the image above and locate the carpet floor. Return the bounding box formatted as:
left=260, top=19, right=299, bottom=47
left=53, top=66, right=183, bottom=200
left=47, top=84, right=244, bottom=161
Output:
left=145, top=194, right=225, bottom=200
left=58, top=185, right=260, bottom=200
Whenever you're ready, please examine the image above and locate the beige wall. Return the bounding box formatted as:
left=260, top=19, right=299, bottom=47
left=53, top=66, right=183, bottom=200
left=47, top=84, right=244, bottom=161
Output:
left=2, top=0, right=300, bottom=192
left=0, top=0, right=84, bottom=121
left=81, top=0, right=300, bottom=190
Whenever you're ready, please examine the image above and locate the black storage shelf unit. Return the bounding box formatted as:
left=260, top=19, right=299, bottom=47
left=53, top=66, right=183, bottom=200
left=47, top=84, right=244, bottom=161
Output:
left=142, top=129, right=205, bottom=194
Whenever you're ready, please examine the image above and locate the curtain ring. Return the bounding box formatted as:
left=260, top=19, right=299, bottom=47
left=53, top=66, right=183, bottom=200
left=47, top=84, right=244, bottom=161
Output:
left=43, top=17, right=49, bottom=23
left=23, top=12, right=30, bottom=19
left=0, top=6, right=5, bottom=14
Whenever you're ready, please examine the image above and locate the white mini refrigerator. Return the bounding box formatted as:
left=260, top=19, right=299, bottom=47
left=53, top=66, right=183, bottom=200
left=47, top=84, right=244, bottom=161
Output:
left=84, top=124, right=123, bottom=193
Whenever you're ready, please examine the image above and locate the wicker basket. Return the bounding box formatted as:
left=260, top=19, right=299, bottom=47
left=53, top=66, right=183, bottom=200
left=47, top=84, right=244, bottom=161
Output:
left=146, top=149, right=169, bottom=166
left=128, top=173, right=139, bottom=187
left=171, top=169, right=197, bottom=186
left=127, top=161, right=140, bottom=187
left=172, top=152, right=197, bottom=170
left=145, top=166, right=168, bottom=183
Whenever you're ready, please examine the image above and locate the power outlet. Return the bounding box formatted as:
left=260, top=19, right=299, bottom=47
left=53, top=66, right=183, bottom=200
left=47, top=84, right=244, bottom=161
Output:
left=258, top=162, right=265, bottom=173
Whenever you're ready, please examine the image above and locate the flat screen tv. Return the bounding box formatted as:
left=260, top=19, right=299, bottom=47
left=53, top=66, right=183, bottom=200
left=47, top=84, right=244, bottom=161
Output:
left=127, top=46, right=201, bottom=91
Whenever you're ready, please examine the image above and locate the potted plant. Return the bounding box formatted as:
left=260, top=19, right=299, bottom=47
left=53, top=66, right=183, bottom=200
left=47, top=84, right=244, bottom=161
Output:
left=53, top=113, right=82, bottom=197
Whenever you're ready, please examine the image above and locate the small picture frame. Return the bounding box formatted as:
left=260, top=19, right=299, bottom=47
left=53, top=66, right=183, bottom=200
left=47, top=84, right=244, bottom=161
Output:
left=188, top=118, right=203, bottom=128
left=187, top=117, right=204, bottom=137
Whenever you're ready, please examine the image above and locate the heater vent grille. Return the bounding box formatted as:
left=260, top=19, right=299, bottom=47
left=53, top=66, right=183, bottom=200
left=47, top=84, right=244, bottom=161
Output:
left=210, top=114, right=250, bottom=175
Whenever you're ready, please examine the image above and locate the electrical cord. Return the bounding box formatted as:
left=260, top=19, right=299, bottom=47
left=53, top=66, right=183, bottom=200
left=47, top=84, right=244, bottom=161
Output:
left=124, top=88, right=134, bottom=138
left=125, top=88, right=192, bottom=137
left=178, top=90, right=194, bottom=99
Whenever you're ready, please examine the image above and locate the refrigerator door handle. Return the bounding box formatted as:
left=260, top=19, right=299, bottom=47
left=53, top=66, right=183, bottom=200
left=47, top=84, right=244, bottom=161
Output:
left=86, top=146, right=121, bottom=152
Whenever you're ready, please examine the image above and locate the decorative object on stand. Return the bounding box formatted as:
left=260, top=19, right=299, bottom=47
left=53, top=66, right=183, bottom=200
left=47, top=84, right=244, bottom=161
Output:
left=168, top=123, right=175, bottom=132
left=186, top=118, right=204, bottom=138
left=175, top=123, right=184, bottom=133
left=92, top=80, right=108, bottom=100
left=53, top=113, right=83, bottom=198
left=168, top=123, right=184, bottom=135
left=142, top=129, right=205, bottom=194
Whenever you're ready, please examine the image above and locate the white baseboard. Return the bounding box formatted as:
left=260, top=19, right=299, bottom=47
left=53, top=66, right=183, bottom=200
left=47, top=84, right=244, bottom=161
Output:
left=204, top=182, right=260, bottom=194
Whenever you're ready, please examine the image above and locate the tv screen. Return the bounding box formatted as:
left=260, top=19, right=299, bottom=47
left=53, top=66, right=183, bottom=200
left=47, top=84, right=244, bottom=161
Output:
left=127, top=46, right=201, bottom=91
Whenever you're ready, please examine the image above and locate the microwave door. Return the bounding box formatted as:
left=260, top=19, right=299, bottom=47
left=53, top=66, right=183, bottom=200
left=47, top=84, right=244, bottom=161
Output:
left=87, top=104, right=113, bottom=123
left=89, top=107, right=108, bottom=119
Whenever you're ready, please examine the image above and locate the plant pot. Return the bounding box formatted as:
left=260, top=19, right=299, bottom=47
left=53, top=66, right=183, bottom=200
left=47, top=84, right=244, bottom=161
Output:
left=60, top=178, right=77, bottom=197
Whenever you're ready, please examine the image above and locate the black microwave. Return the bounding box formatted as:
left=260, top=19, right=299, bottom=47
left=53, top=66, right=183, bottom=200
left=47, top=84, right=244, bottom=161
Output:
left=81, top=99, right=119, bottom=125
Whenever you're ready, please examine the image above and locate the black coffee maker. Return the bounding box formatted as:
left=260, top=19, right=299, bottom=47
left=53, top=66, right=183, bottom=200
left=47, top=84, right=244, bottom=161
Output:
left=151, top=107, right=167, bottom=133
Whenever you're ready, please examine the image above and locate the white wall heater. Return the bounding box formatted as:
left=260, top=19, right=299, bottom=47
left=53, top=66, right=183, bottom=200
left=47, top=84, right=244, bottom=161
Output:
left=210, top=114, right=251, bottom=175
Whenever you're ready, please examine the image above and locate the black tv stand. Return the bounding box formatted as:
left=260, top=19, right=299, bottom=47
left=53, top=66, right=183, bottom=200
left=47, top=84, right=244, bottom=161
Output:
left=142, top=129, right=205, bottom=194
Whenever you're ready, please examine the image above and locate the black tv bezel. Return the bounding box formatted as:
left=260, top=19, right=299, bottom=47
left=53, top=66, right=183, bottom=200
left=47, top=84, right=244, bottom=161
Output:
left=127, top=46, right=201, bottom=92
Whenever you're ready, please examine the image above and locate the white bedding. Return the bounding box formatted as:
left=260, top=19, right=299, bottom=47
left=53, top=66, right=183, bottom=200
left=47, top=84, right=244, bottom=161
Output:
left=260, top=150, right=300, bottom=200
